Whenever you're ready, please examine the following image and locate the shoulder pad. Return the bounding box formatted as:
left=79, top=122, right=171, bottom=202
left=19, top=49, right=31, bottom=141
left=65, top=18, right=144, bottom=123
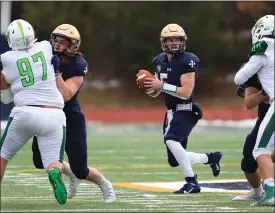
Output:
left=178, top=52, right=199, bottom=73
left=182, top=52, right=199, bottom=63
left=152, top=56, right=157, bottom=65
left=248, top=41, right=268, bottom=58
left=152, top=53, right=165, bottom=64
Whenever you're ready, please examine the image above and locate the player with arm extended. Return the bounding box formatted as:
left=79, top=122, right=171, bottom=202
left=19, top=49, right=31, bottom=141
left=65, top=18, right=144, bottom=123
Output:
left=234, top=15, right=274, bottom=206
left=31, top=24, right=116, bottom=203
left=0, top=19, right=67, bottom=204
left=233, top=74, right=270, bottom=201
left=139, top=23, right=223, bottom=194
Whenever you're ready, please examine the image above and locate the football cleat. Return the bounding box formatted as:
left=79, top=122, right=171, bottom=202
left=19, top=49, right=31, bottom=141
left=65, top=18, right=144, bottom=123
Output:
left=251, top=184, right=275, bottom=206
left=232, top=189, right=263, bottom=201
left=206, top=152, right=223, bottom=177
left=48, top=167, right=67, bottom=205
left=174, top=176, right=201, bottom=194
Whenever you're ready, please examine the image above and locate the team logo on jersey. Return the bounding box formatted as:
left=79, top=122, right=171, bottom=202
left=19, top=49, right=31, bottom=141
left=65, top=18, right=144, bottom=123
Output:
left=157, top=65, right=161, bottom=72
left=189, top=60, right=196, bottom=68
left=167, top=68, right=171, bottom=72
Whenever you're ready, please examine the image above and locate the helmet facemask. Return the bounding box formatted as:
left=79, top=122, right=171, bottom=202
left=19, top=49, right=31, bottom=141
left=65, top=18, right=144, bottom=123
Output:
left=160, top=36, right=186, bottom=55
left=51, top=34, right=78, bottom=54
left=50, top=24, right=81, bottom=56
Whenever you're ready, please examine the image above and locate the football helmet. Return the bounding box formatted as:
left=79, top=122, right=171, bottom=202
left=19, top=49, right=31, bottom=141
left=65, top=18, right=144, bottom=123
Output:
left=160, top=23, right=187, bottom=55
left=51, top=24, right=81, bottom=53
left=6, top=19, right=36, bottom=51
left=251, top=15, right=275, bottom=44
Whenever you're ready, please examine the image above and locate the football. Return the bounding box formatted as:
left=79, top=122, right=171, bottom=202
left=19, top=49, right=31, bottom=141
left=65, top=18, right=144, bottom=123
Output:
left=136, top=69, right=158, bottom=96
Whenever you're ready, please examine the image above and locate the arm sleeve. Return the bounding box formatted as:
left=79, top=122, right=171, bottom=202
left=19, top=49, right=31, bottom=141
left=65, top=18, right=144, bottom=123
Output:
left=234, top=55, right=267, bottom=85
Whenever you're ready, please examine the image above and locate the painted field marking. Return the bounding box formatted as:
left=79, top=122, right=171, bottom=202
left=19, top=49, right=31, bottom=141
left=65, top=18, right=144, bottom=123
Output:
left=113, top=179, right=250, bottom=194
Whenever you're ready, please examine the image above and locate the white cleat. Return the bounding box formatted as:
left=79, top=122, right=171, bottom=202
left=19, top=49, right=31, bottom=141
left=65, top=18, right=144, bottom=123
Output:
left=98, top=179, right=116, bottom=203
left=63, top=161, right=80, bottom=199
left=232, top=189, right=263, bottom=201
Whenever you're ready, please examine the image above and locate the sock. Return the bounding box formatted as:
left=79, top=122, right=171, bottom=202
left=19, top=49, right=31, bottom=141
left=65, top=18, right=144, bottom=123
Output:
left=187, top=152, right=208, bottom=164
left=97, top=175, right=108, bottom=186
left=166, top=140, right=194, bottom=177
left=63, top=161, right=71, bottom=175
left=263, top=178, right=274, bottom=187
left=252, top=185, right=264, bottom=196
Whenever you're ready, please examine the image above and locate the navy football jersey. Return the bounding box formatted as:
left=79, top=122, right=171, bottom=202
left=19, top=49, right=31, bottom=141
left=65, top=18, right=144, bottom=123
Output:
left=60, top=56, right=88, bottom=114
left=244, top=74, right=270, bottom=119
left=152, top=52, right=199, bottom=109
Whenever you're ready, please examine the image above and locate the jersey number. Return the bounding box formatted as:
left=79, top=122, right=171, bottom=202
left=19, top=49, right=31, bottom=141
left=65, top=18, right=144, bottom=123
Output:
left=16, top=51, right=47, bottom=87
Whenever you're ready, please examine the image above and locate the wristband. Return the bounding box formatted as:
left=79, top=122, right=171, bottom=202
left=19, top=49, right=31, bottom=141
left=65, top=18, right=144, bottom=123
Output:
left=162, top=83, right=177, bottom=93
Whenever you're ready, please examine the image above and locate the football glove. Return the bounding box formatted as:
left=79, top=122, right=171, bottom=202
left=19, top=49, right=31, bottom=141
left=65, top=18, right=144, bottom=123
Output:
left=51, top=55, right=60, bottom=76
left=236, top=84, right=245, bottom=98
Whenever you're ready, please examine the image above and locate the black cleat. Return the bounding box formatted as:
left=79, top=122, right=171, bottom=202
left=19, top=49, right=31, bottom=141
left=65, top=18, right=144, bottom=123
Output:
left=206, top=152, right=223, bottom=177
left=174, top=176, right=201, bottom=194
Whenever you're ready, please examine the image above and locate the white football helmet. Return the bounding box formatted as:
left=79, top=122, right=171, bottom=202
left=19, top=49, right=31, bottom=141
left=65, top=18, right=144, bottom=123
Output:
left=5, top=19, right=36, bottom=51
left=251, top=15, right=275, bottom=44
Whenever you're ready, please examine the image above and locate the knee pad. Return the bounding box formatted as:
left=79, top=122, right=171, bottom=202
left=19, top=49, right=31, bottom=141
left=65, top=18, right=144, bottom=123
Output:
left=71, top=167, right=89, bottom=179
left=241, top=157, right=257, bottom=173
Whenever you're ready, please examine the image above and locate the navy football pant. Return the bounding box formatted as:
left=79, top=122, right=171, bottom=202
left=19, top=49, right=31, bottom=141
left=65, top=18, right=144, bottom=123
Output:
left=241, top=117, right=264, bottom=173
left=32, top=112, right=89, bottom=179
left=163, top=109, right=199, bottom=167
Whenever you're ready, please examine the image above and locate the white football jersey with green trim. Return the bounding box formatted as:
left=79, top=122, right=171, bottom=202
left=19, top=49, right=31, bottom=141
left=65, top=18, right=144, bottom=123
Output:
left=256, top=38, right=274, bottom=100
left=1, top=41, right=64, bottom=108
left=234, top=38, right=274, bottom=100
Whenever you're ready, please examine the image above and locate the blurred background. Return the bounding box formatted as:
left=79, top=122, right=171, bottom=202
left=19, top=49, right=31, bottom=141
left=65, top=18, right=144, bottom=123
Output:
left=1, top=1, right=275, bottom=122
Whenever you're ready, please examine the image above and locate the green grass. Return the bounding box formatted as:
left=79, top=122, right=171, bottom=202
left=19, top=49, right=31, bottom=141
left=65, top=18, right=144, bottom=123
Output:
left=1, top=126, right=274, bottom=212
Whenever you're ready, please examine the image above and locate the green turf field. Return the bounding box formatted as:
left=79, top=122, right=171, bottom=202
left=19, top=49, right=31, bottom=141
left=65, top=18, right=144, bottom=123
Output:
left=1, top=125, right=274, bottom=212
